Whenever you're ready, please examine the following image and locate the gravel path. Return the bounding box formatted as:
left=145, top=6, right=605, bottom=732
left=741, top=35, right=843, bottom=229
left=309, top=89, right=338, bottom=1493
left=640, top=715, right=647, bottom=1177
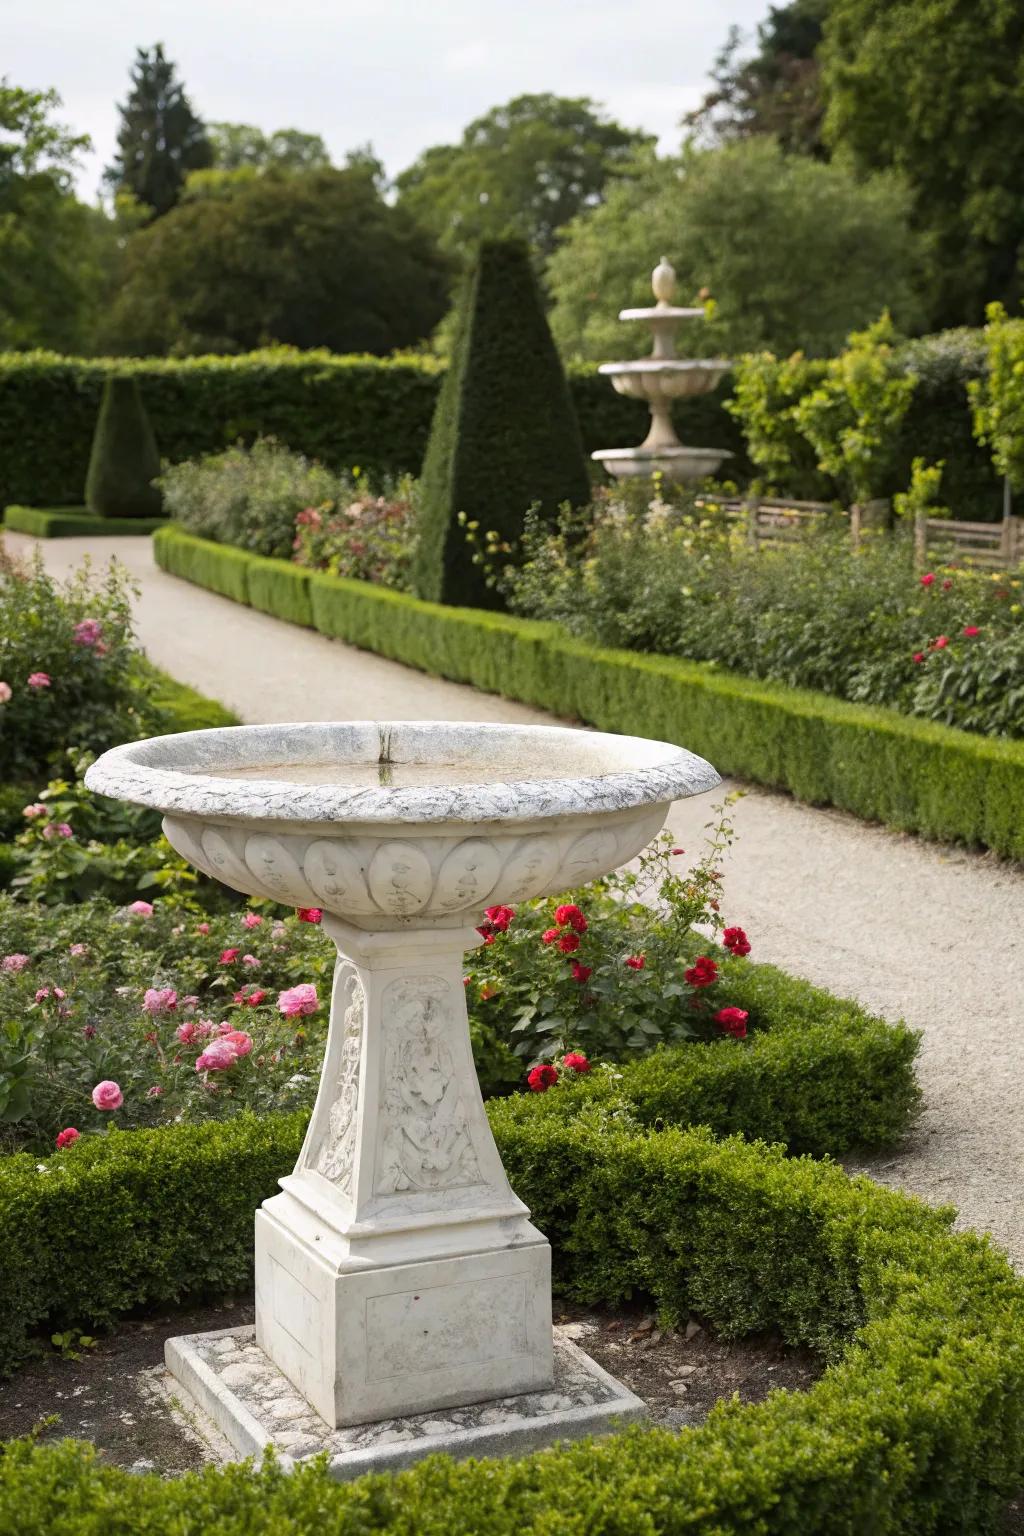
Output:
left=7, top=530, right=1023, bottom=1263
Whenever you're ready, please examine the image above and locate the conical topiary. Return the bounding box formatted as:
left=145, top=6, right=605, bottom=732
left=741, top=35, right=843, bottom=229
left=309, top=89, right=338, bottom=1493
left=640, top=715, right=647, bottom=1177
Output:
left=413, top=238, right=590, bottom=609
left=84, top=375, right=163, bottom=519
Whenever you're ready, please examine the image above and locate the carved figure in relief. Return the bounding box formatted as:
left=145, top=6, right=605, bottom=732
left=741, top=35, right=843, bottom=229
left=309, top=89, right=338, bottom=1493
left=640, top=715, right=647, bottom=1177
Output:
left=376, top=978, right=481, bottom=1194
left=313, top=979, right=364, bottom=1196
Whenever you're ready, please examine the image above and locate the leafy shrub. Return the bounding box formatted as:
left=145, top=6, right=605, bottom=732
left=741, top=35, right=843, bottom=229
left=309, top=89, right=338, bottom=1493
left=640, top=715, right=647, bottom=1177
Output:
left=290, top=474, right=418, bottom=589
left=158, top=437, right=340, bottom=559
left=969, top=301, right=1024, bottom=490
left=1, top=1120, right=1021, bottom=1530
left=83, top=376, right=162, bottom=519
left=414, top=238, right=590, bottom=608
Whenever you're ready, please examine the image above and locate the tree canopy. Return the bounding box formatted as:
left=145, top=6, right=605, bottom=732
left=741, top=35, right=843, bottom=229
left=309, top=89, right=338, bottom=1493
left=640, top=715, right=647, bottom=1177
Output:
left=395, top=93, right=653, bottom=262
left=99, top=166, right=452, bottom=356
left=207, top=122, right=330, bottom=172
left=105, top=44, right=211, bottom=217
left=819, top=0, right=1024, bottom=328
left=546, top=138, right=923, bottom=361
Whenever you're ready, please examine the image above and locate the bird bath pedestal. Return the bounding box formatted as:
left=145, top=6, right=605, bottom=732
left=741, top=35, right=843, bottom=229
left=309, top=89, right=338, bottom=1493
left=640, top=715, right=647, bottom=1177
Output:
left=87, top=721, right=719, bottom=1475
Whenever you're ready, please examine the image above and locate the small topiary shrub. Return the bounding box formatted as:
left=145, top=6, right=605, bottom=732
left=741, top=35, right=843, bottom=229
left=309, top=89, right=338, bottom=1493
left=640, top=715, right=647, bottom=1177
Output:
left=414, top=238, right=591, bottom=609
left=84, top=376, right=162, bottom=520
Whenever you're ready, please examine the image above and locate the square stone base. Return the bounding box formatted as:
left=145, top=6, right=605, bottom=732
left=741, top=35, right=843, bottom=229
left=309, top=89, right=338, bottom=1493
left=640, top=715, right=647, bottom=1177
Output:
left=166, top=1324, right=645, bottom=1480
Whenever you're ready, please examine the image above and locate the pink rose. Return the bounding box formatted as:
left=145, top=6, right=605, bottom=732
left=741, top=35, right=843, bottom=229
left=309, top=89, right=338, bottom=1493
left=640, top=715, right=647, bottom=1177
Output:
left=73, top=618, right=103, bottom=647
left=196, top=922, right=210, bottom=935
left=277, top=983, right=318, bottom=1017
left=128, top=900, right=154, bottom=918
left=69, top=943, right=88, bottom=956
left=23, top=803, right=47, bottom=819
left=176, top=1021, right=198, bottom=1043
left=27, top=672, right=51, bottom=689
left=146, top=1085, right=163, bottom=1098
left=242, top=953, right=259, bottom=968
left=222, top=1029, right=253, bottom=1057
left=143, top=987, right=178, bottom=1014
left=92, top=1079, right=123, bottom=1111
left=195, top=1039, right=238, bottom=1072
left=0, top=682, right=11, bottom=704
left=42, top=821, right=72, bottom=840
left=242, top=912, right=263, bottom=929
left=55, top=1127, right=80, bottom=1149
left=2, top=954, right=29, bottom=973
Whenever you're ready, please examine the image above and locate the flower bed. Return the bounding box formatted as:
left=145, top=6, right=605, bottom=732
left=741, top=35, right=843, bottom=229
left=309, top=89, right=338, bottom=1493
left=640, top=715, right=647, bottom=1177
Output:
left=3, top=1117, right=1023, bottom=1532
left=155, top=525, right=1024, bottom=858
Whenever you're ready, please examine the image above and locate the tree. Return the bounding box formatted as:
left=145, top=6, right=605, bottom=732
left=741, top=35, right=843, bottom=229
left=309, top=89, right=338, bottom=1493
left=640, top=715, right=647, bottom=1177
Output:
left=0, top=79, right=108, bottom=352
left=547, top=139, right=924, bottom=361
left=105, top=44, right=211, bottom=217
left=99, top=167, right=451, bottom=356
left=207, top=122, right=330, bottom=172
left=820, top=0, right=1024, bottom=328
left=685, top=0, right=830, bottom=156
left=395, top=94, right=653, bottom=262
left=414, top=239, right=590, bottom=609
left=85, top=376, right=162, bottom=518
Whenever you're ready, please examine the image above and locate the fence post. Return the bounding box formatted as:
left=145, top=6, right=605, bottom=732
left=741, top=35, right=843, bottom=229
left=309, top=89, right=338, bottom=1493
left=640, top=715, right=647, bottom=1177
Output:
left=913, top=511, right=928, bottom=569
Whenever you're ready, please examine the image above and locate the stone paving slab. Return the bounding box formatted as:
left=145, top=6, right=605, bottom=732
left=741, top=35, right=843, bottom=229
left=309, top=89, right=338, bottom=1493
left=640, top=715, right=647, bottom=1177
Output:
left=6, top=530, right=1024, bottom=1265
left=166, top=1325, right=644, bottom=1479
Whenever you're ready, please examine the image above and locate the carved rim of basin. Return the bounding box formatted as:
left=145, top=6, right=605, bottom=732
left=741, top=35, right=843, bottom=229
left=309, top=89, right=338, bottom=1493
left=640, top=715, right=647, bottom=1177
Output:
left=84, top=721, right=720, bottom=829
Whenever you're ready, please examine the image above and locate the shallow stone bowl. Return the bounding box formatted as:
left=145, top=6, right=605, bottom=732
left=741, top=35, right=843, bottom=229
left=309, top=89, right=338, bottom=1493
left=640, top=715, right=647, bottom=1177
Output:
left=598, top=359, right=731, bottom=402
left=85, top=721, right=720, bottom=930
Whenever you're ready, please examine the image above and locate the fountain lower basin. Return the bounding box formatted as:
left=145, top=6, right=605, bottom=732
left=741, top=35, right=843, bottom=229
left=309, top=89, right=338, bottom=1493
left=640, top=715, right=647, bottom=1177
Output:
left=85, top=720, right=719, bottom=1459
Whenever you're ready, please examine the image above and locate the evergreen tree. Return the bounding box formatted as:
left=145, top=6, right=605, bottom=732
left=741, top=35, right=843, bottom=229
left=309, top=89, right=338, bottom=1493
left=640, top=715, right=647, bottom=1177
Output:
left=84, top=376, right=162, bottom=519
left=414, top=239, right=590, bottom=609
left=105, top=44, right=211, bottom=217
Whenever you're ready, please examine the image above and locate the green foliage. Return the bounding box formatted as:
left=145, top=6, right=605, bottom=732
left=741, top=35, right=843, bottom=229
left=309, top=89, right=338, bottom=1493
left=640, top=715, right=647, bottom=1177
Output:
left=291, top=478, right=418, bottom=590
left=84, top=377, right=161, bottom=519
left=2, top=1120, right=1023, bottom=1532
left=206, top=121, right=330, bottom=173
left=2, top=506, right=165, bottom=538
left=892, top=458, right=950, bottom=523
left=820, top=0, right=1024, bottom=329
left=792, top=314, right=917, bottom=503
left=414, top=239, right=590, bottom=607
left=100, top=167, right=452, bottom=357
left=969, top=301, right=1024, bottom=489
left=104, top=44, right=211, bottom=217
left=547, top=140, right=925, bottom=362
left=395, top=93, right=653, bottom=263
left=158, top=437, right=338, bottom=557
left=157, top=524, right=1024, bottom=858
left=725, top=350, right=830, bottom=494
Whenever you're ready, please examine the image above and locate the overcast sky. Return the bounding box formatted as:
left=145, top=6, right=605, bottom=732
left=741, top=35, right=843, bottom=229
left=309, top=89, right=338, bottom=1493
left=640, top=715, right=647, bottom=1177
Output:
left=6, top=0, right=770, bottom=199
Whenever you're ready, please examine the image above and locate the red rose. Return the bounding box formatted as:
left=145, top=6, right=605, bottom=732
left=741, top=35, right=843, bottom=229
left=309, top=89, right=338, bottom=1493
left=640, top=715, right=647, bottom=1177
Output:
left=912, top=652, right=925, bottom=664
left=624, top=954, right=646, bottom=970
left=562, top=1052, right=590, bottom=1073
left=685, top=955, right=719, bottom=987
left=558, top=933, right=581, bottom=953
left=554, top=904, right=587, bottom=933
left=527, top=1064, right=558, bottom=1092
left=715, top=1006, right=749, bottom=1039
left=920, top=572, right=935, bottom=587
left=55, top=1127, right=80, bottom=1149
left=722, top=926, right=750, bottom=957
left=571, top=961, right=592, bottom=983
left=942, top=578, right=953, bottom=590
left=219, top=948, right=241, bottom=964
left=297, top=907, right=323, bottom=924
left=962, top=625, right=980, bottom=637
left=475, top=927, right=497, bottom=945
left=671, top=847, right=685, bottom=856
left=484, top=905, right=515, bottom=931
left=542, top=928, right=560, bottom=945
left=931, top=635, right=949, bottom=650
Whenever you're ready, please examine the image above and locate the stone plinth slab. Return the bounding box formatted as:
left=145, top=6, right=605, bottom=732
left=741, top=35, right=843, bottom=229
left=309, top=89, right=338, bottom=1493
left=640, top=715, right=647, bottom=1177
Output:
left=166, top=1325, right=645, bottom=1480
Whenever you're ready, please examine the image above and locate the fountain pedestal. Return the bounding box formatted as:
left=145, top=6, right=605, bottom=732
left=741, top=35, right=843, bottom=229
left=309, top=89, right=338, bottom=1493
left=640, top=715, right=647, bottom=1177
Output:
left=255, top=918, right=552, bottom=1428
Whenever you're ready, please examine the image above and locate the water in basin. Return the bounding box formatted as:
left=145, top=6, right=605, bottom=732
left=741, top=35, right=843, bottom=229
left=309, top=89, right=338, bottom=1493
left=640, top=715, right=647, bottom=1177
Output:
left=193, top=759, right=591, bottom=789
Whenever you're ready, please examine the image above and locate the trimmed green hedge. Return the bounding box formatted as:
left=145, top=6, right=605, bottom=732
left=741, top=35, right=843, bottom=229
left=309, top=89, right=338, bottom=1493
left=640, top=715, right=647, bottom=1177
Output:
left=156, top=525, right=1024, bottom=858
left=3, top=1115, right=1023, bottom=1532
left=3, top=506, right=167, bottom=538
left=0, top=950, right=919, bottom=1372
left=0, top=349, right=747, bottom=510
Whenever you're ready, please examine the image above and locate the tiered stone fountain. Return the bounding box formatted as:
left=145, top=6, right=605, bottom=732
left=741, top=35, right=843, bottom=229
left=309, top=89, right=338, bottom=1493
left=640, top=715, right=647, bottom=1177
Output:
left=592, top=258, right=733, bottom=485
left=87, top=720, right=719, bottom=1476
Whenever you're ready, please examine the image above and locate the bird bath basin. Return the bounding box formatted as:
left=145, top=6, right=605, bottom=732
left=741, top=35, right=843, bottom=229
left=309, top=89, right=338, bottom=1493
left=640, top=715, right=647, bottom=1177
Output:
left=86, top=721, right=719, bottom=1447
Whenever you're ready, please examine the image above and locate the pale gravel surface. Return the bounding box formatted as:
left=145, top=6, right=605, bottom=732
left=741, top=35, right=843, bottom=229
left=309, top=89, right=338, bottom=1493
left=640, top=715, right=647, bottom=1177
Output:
left=7, top=530, right=1024, bottom=1263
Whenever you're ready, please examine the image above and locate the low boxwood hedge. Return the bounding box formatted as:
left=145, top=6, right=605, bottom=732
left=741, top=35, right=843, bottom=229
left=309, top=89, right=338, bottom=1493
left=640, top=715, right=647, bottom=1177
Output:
left=2, top=505, right=167, bottom=538
left=0, top=953, right=919, bottom=1374
left=3, top=1114, right=1023, bottom=1533
left=156, top=524, right=1024, bottom=859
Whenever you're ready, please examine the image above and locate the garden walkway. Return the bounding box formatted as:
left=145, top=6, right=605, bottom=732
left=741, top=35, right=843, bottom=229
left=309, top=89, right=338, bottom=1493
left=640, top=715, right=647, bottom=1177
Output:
left=7, top=528, right=1024, bottom=1265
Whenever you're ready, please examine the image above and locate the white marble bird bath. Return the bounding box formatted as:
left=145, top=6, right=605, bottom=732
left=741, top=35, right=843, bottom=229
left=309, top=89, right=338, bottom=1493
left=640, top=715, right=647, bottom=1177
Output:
left=86, top=721, right=719, bottom=1462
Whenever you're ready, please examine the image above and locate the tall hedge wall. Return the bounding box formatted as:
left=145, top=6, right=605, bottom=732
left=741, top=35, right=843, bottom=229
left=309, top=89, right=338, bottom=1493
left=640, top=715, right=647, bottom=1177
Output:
left=0, top=349, right=746, bottom=510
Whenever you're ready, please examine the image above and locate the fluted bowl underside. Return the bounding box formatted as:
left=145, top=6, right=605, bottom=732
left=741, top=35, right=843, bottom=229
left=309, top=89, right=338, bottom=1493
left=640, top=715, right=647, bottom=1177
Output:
left=599, top=360, right=731, bottom=402
left=85, top=722, right=720, bottom=929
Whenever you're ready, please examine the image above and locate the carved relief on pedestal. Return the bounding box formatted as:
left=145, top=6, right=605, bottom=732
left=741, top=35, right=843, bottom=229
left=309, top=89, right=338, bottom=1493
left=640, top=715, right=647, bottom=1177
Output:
left=312, top=969, right=365, bottom=1199
left=367, top=842, right=433, bottom=917
left=433, top=838, right=501, bottom=912
left=375, top=975, right=481, bottom=1195
left=501, top=835, right=562, bottom=902
left=244, top=834, right=317, bottom=907
left=303, top=840, right=378, bottom=915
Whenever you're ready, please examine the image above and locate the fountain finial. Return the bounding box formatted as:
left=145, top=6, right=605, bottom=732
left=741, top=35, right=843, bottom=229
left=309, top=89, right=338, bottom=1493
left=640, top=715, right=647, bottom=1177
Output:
left=652, top=256, right=677, bottom=305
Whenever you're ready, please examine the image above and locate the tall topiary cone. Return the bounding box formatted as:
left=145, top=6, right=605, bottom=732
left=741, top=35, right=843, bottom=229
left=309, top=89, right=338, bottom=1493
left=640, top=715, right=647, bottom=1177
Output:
left=414, top=239, right=590, bottom=609
left=85, top=375, right=163, bottom=519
